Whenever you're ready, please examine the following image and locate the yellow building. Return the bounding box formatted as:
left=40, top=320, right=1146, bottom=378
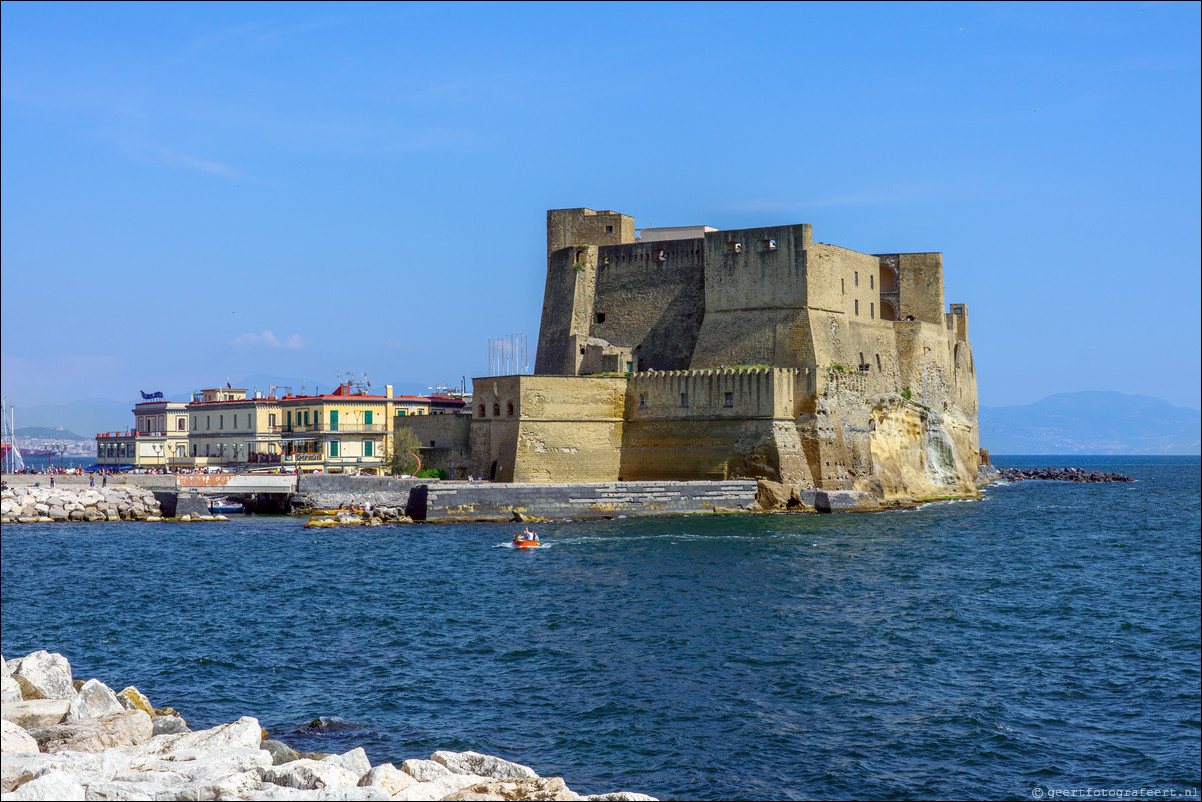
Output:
left=276, top=384, right=399, bottom=474
left=96, top=399, right=189, bottom=469
left=185, top=388, right=283, bottom=470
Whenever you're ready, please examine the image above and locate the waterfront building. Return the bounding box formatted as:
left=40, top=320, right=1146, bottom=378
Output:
left=398, top=207, right=980, bottom=499
left=185, top=387, right=283, bottom=470
left=276, top=383, right=398, bottom=474
left=96, top=400, right=189, bottom=469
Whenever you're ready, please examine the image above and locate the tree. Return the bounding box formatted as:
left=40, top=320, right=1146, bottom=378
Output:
left=391, top=428, right=422, bottom=476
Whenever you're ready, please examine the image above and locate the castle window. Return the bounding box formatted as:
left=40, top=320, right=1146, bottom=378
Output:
left=854, top=300, right=859, bottom=315
left=639, top=393, right=648, bottom=407
left=680, top=393, right=689, bottom=407
left=876, top=354, right=882, bottom=370
left=478, top=404, right=485, bottom=417
left=655, top=248, right=666, bottom=262
left=506, top=401, right=514, bottom=417
left=762, top=239, right=776, bottom=251
left=841, top=278, right=845, bottom=295
left=724, top=392, right=733, bottom=407
left=728, top=242, right=742, bottom=254
left=870, top=275, right=874, bottom=289
left=492, top=403, right=501, bottom=417
left=595, top=312, right=605, bottom=324
left=605, top=225, right=613, bottom=233
left=580, top=347, right=586, bottom=355
left=855, top=271, right=859, bottom=286
left=870, top=303, right=875, bottom=319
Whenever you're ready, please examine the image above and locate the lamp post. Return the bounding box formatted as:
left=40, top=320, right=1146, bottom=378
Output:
left=151, top=442, right=163, bottom=472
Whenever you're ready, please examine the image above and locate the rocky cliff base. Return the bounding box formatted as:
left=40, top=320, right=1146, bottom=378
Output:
left=1, top=650, right=656, bottom=802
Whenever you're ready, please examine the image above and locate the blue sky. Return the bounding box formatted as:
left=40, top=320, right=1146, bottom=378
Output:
left=2, top=1, right=1199, bottom=422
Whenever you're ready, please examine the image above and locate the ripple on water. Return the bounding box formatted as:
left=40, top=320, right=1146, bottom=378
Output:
left=1, top=458, right=1198, bottom=800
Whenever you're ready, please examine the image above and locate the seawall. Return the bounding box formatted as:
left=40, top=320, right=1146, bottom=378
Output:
left=406, top=480, right=758, bottom=521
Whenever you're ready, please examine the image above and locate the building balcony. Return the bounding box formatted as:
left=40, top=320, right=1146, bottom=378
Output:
left=273, top=423, right=387, bottom=435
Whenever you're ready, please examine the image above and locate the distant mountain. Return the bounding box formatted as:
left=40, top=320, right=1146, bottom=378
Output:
left=980, top=392, right=1201, bottom=455
left=15, top=426, right=90, bottom=441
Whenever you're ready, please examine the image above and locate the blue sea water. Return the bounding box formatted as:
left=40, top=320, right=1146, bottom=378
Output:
left=2, top=456, right=1199, bottom=801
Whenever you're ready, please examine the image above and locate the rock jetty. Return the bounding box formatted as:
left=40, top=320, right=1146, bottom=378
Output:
left=996, top=467, right=1134, bottom=483
left=1, top=486, right=164, bottom=524
left=304, top=508, right=413, bottom=529
left=1, top=650, right=657, bottom=801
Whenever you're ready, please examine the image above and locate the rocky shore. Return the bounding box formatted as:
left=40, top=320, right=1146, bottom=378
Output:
left=1, top=650, right=656, bottom=801
left=1, top=486, right=166, bottom=524
left=995, top=467, right=1134, bottom=483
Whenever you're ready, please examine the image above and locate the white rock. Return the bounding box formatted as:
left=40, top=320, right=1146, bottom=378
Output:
left=1, top=700, right=71, bottom=729
left=2, top=674, right=22, bottom=703
left=259, top=758, right=362, bottom=791
left=400, top=758, right=451, bottom=782
left=392, top=772, right=491, bottom=802
left=0, top=748, right=133, bottom=792
left=0, top=769, right=85, bottom=801
left=320, top=747, right=371, bottom=781
left=358, top=763, right=416, bottom=795
left=28, top=709, right=152, bottom=754
left=1, top=719, right=39, bottom=753
left=8, top=651, right=74, bottom=700
left=139, top=715, right=262, bottom=755
left=174, top=768, right=263, bottom=800
left=444, top=777, right=582, bottom=801
left=65, top=678, right=124, bottom=721
left=75, top=779, right=171, bottom=800
left=151, top=715, right=188, bottom=735
left=249, top=785, right=390, bottom=800
left=431, top=750, right=539, bottom=780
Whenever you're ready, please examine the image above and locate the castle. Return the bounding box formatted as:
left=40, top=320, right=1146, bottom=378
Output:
left=403, top=208, right=980, bottom=500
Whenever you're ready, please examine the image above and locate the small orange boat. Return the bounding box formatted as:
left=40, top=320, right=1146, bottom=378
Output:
left=512, top=529, right=541, bottom=548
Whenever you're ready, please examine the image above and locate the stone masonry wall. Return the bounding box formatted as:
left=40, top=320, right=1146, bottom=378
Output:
left=411, top=480, right=758, bottom=521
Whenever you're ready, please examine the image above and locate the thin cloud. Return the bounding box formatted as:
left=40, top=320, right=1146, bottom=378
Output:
left=157, top=147, right=238, bottom=178
left=231, top=330, right=310, bottom=350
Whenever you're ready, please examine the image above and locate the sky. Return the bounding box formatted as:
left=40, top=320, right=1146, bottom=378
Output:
left=2, top=1, right=1200, bottom=430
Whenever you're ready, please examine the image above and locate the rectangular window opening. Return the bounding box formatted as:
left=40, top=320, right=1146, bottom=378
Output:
left=595, top=312, right=606, bottom=324
left=724, top=392, right=733, bottom=407
left=680, top=393, right=689, bottom=408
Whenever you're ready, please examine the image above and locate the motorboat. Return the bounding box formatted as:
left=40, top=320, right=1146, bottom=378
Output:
left=512, top=529, right=541, bottom=548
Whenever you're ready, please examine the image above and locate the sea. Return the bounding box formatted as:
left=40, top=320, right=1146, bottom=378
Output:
left=2, top=456, right=1198, bottom=801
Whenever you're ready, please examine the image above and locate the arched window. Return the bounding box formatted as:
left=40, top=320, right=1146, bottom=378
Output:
left=478, top=404, right=485, bottom=417
left=492, top=403, right=501, bottom=417
left=506, top=401, right=515, bottom=417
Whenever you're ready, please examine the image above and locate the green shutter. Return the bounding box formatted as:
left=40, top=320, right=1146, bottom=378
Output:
left=364, top=440, right=373, bottom=457
left=365, top=410, right=373, bottom=425
left=330, top=440, right=339, bottom=457
left=330, top=410, right=339, bottom=431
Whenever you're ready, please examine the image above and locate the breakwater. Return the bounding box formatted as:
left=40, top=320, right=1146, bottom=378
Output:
left=996, top=467, right=1134, bottom=482
left=1, top=649, right=657, bottom=801
left=1, top=485, right=164, bottom=523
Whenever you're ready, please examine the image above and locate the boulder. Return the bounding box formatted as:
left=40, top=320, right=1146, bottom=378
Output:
left=139, top=715, right=262, bottom=755
left=2, top=674, right=22, bottom=703
left=8, top=651, right=74, bottom=700
left=151, top=715, right=189, bottom=735
left=116, top=686, right=154, bottom=716
left=401, top=758, right=452, bottom=782
left=261, top=738, right=301, bottom=765
left=0, top=769, right=85, bottom=801
left=250, top=785, right=390, bottom=800
left=65, top=678, right=124, bottom=721
left=755, top=479, right=792, bottom=511
left=28, top=709, right=152, bottom=753
left=321, top=747, right=371, bottom=780
left=359, top=763, right=417, bottom=795
left=431, top=750, right=539, bottom=780
left=2, top=719, right=39, bottom=752
left=259, top=758, right=362, bottom=790
left=393, top=772, right=493, bottom=801
left=445, top=776, right=579, bottom=801
left=1, top=700, right=71, bottom=729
